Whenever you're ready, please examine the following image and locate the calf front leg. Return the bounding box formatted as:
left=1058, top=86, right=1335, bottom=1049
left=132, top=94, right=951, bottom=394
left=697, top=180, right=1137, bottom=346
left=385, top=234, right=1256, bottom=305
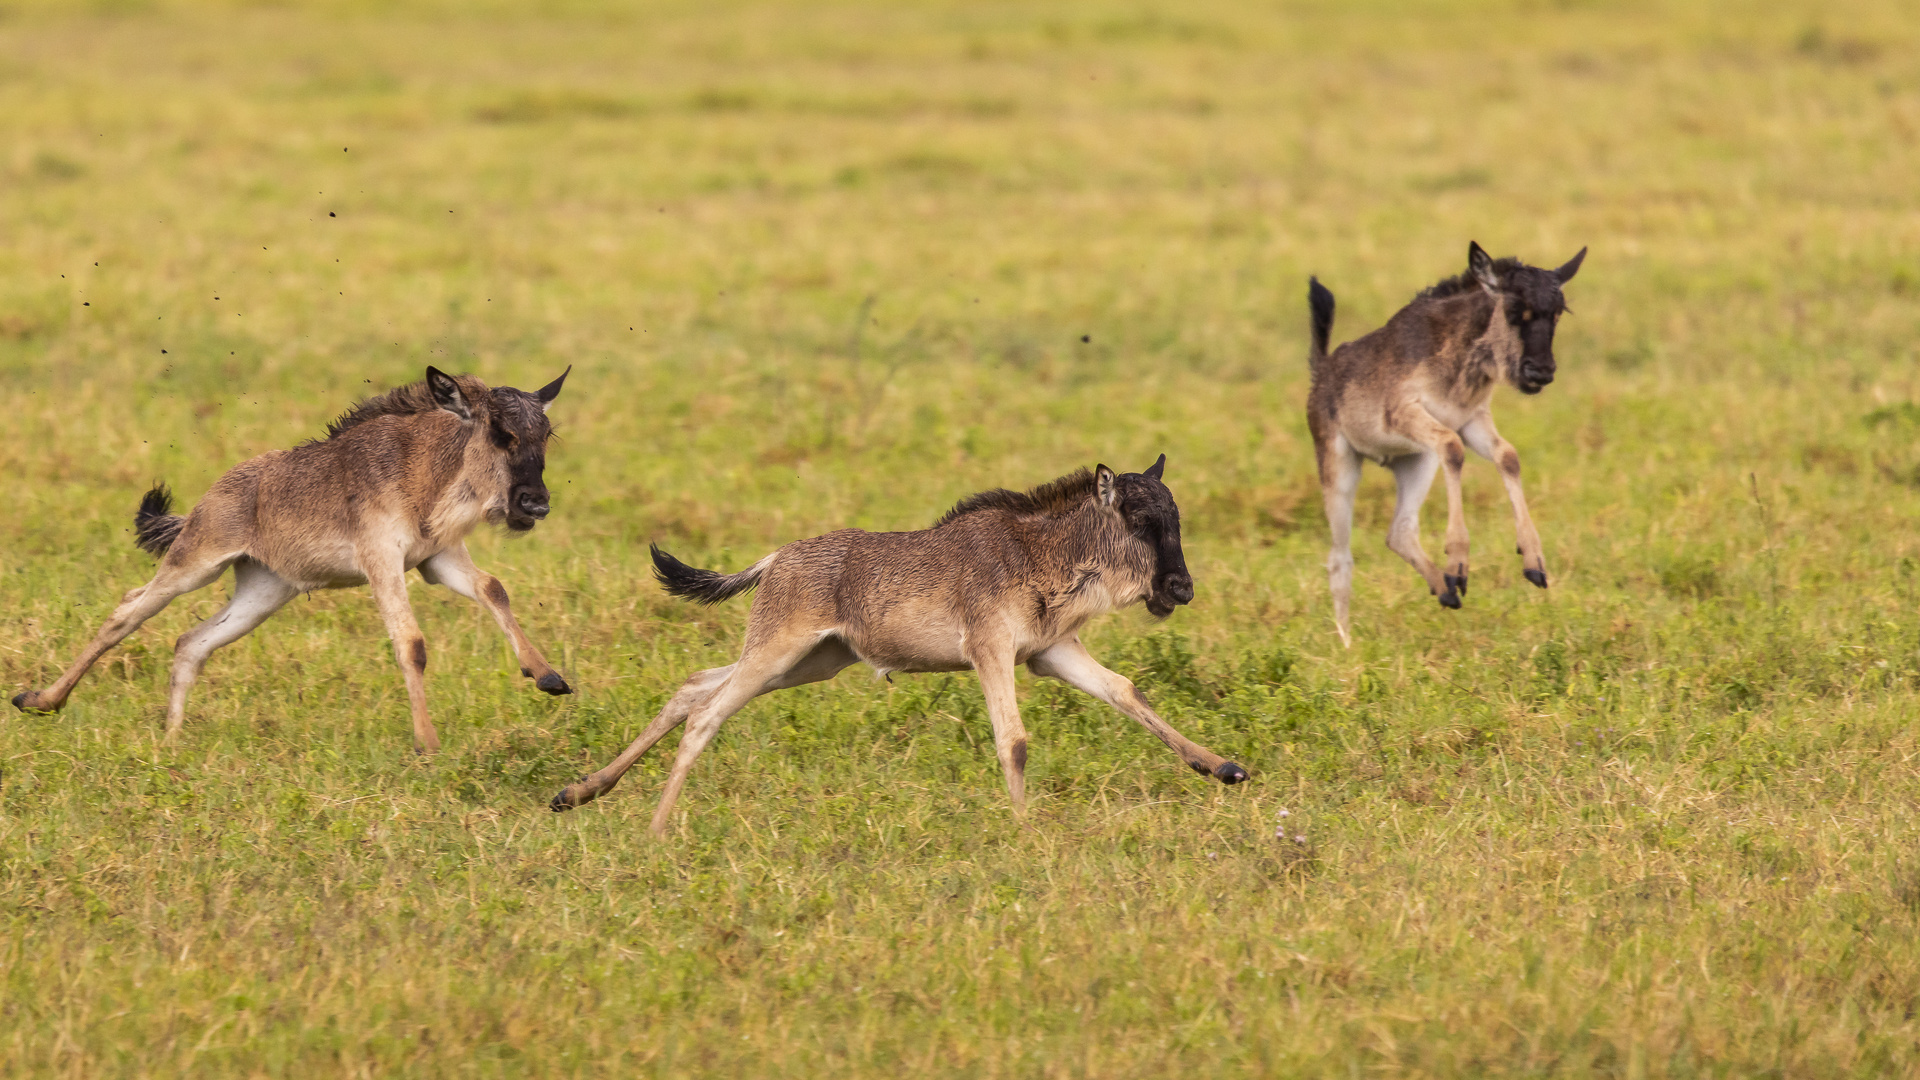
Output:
left=419, top=544, right=571, bottom=695
left=1027, top=637, right=1247, bottom=785
left=363, top=554, right=439, bottom=754
left=1461, top=415, right=1548, bottom=587
left=969, top=645, right=1030, bottom=815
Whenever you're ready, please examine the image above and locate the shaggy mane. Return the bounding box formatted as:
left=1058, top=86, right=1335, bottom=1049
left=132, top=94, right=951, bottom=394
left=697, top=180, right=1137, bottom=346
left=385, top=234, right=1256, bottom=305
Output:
left=1413, top=256, right=1524, bottom=304
left=324, top=380, right=439, bottom=439
left=934, top=468, right=1097, bottom=528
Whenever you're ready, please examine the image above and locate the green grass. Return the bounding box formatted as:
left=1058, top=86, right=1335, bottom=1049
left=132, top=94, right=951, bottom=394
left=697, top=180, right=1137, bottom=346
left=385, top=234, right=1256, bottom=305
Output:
left=4, top=0, right=1920, bottom=1074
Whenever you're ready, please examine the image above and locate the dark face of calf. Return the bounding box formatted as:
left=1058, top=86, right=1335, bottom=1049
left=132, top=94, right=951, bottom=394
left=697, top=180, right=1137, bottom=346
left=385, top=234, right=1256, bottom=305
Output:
left=1117, top=456, right=1192, bottom=618
left=491, top=369, right=569, bottom=532
left=1479, top=245, right=1586, bottom=396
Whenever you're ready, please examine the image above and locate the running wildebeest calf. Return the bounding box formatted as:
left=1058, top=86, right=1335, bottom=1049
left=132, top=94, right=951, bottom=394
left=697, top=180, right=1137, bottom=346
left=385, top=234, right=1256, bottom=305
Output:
left=12, top=366, right=574, bottom=752
left=551, top=457, right=1248, bottom=835
left=1307, top=241, right=1585, bottom=647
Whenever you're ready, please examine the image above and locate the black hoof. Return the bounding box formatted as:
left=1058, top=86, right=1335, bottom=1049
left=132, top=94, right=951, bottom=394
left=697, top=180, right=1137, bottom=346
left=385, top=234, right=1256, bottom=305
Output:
left=552, top=776, right=594, bottom=811
left=1438, top=589, right=1462, bottom=610
left=10, top=692, right=27, bottom=711
left=536, top=672, right=573, bottom=695
left=1213, top=761, right=1248, bottom=784
left=1524, top=569, right=1548, bottom=589
left=1445, top=573, right=1467, bottom=597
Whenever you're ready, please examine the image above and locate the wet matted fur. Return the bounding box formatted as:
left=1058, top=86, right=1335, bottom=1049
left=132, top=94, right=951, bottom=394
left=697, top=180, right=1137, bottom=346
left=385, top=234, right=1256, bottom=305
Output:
left=552, top=456, right=1248, bottom=835
left=13, top=366, right=574, bottom=752
left=1307, top=241, right=1586, bottom=646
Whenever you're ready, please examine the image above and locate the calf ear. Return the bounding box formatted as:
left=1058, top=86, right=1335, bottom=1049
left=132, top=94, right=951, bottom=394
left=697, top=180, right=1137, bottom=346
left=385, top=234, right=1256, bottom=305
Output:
left=1095, top=464, right=1118, bottom=508
left=1142, top=453, right=1166, bottom=480
left=535, top=365, right=571, bottom=412
left=425, top=366, right=472, bottom=421
left=1468, top=241, right=1500, bottom=291
left=1554, top=246, right=1587, bottom=284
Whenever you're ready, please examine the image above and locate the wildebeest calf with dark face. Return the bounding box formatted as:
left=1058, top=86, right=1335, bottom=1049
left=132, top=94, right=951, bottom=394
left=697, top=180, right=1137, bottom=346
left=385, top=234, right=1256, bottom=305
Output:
left=12, top=366, right=573, bottom=752
left=551, top=456, right=1247, bottom=835
left=1307, top=242, right=1585, bottom=646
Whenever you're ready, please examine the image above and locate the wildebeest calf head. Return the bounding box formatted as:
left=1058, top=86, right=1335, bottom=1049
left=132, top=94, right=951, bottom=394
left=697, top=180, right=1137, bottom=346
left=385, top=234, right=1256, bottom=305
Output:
left=426, top=365, right=569, bottom=531
left=1099, top=454, right=1192, bottom=617
left=1468, top=241, right=1587, bottom=395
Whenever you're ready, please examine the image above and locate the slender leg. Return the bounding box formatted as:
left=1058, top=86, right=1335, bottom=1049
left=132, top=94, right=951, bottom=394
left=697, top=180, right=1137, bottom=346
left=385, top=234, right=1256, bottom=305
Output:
left=165, top=559, right=298, bottom=739
left=362, top=552, right=439, bottom=754
left=1385, top=452, right=1457, bottom=607
left=1461, top=413, right=1548, bottom=587
left=642, top=633, right=846, bottom=838
left=1318, top=435, right=1363, bottom=648
left=550, top=664, right=734, bottom=810
left=12, top=549, right=236, bottom=714
left=551, top=636, right=858, bottom=818
left=1392, top=406, right=1472, bottom=607
left=419, top=543, right=572, bottom=694
left=968, top=644, right=1029, bottom=815
left=1028, top=637, right=1247, bottom=784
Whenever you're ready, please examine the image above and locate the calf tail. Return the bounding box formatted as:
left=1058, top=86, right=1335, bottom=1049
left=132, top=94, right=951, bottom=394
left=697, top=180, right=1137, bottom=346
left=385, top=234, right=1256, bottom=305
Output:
left=1307, top=276, right=1336, bottom=373
left=650, top=544, right=772, bottom=605
left=134, top=484, right=186, bottom=557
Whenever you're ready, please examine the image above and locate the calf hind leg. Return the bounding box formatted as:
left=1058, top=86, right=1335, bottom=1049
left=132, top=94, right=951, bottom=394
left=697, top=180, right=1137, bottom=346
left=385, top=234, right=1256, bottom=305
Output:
left=550, top=663, right=735, bottom=810
left=1385, top=452, right=1459, bottom=609
left=552, top=635, right=859, bottom=818
left=1319, top=439, right=1362, bottom=647
left=644, top=634, right=854, bottom=837
left=13, top=547, right=238, bottom=714
left=165, top=559, right=298, bottom=739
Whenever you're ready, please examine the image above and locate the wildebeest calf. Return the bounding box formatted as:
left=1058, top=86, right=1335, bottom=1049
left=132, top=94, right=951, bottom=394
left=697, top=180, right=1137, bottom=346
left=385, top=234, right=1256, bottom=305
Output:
left=551, top=457, right=1248, bottom=835
left=13, top=366, right=574, bottom=752
left=1307, top=242, right=1585, bottom=646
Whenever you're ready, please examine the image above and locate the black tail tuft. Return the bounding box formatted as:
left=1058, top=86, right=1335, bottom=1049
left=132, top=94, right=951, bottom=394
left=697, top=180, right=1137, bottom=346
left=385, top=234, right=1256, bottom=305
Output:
left=1307, top=276, right=1336, bottom=371
left=649, top=544, right=765, bottom=605
left=134, top=484, right=186, bottom=557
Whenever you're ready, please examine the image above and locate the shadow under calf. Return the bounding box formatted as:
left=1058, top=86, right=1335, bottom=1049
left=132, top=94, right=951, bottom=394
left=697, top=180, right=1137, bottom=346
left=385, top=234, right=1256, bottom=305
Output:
left=552, top=456, right=1247, bottom=836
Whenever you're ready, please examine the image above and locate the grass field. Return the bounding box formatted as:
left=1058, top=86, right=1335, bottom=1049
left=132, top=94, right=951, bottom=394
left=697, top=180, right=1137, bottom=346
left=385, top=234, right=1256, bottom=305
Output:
left=4, top=0, right=1920, bottom=1074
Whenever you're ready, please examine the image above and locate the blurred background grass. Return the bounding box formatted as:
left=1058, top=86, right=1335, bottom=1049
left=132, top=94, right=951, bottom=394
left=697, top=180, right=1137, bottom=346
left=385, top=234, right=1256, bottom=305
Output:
left=3, top=0, right=1920, bottom=1075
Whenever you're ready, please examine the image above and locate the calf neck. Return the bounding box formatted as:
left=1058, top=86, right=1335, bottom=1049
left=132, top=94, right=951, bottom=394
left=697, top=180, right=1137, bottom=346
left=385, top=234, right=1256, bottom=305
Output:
left=12, top=366, right=575, bottom=752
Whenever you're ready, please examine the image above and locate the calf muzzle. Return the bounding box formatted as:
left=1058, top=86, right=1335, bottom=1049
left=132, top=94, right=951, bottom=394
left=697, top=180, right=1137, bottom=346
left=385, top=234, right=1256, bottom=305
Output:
left=1167, top=575, right=1195, bottom=605
left=508, top=487, right=551, bottom=529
